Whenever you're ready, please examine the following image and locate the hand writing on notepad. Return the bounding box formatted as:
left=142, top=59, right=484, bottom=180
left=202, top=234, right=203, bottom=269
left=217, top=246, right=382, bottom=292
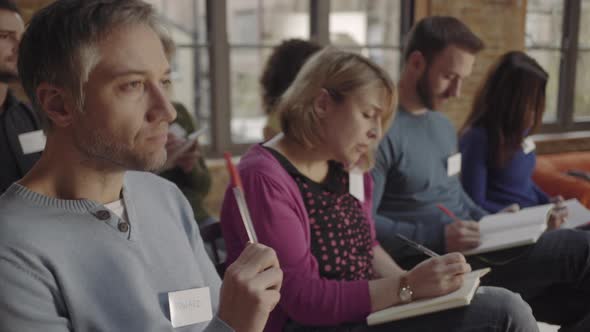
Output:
left=445, top=220, right=481, bottom=252
left=437, top=204, right=481, bottom=252
left=393, top=234, right=481, bottom=301
left=405, top=253, right=473, bottom=300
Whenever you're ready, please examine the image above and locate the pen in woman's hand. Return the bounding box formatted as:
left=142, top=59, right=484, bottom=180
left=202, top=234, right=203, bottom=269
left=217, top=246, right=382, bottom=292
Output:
left=394, top=233, right=440, bottom=257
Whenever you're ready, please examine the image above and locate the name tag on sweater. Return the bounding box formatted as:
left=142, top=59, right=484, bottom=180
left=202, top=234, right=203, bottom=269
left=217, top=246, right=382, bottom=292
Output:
left=168, top=287, right=212, bottom=328
left=349, top=169, right=365, bottom=202
left=18, top=130, right=46, bottom=154
left=447, top=153, right=462, bottom=177
left=522, top=137, right=536, bottom=154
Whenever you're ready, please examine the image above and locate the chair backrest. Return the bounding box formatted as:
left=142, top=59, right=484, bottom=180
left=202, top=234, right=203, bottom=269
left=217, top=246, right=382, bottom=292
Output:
left=199, top=219, right=226, bottom=277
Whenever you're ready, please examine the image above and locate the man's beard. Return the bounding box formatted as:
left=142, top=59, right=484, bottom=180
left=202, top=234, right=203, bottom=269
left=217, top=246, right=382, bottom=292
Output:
left=74, top=127, right=166, bottom=173
left=0, top=67, right=18, bottom=83
left=416, top=67, right=434, bottom=110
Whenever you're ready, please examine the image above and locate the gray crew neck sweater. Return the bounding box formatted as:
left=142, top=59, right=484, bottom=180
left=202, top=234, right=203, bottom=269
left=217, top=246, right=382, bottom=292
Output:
left=371, top=108, right=488, bottom=257
left=0, top=171, right=232, bottom=332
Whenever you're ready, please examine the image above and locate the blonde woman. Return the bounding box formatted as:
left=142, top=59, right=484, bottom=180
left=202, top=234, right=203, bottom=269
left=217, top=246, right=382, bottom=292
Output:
left=220, top=49, right=537, bottom=332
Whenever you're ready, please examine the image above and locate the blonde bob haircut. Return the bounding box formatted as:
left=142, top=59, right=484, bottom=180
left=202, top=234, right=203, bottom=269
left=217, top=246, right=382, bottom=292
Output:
left=276, top=47, right=397, bottom=170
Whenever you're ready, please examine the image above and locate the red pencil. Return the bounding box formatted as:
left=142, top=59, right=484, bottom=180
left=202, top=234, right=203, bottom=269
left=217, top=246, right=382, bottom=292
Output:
left=436, top=204, right=460, bottom=222
left=224, top=152, right=243, bottom=190
left=224, top=152, right=258, bottom=243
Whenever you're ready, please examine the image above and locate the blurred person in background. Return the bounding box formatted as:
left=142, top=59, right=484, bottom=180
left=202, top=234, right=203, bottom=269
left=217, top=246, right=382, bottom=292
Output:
left=0, top=0, right=43, bottom=193
left=460, top=51, right=566, bottom=215
left=221, top=48, right=537, bottom=332
left=160, top=34, right=213, bottom=224
left=260, top=38, right=321, bottom=141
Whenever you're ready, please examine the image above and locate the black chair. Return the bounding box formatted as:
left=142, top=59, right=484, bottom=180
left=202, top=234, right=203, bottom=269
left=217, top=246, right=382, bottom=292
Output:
left=199, top=218, right=226, bottom=277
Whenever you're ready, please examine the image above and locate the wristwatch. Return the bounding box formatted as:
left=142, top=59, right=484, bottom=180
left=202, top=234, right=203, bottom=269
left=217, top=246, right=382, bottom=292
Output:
left=398, top=274, right=413, bottom=304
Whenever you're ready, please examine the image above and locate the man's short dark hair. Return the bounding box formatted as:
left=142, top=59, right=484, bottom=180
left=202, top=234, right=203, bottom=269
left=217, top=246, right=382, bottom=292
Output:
left=260, top=38, right=322, bottom=114
left=0, top=0, right=19, bottom=14
left=18, top=0, right=163, bottom=130
left=403, top=16, right=484, bottom=63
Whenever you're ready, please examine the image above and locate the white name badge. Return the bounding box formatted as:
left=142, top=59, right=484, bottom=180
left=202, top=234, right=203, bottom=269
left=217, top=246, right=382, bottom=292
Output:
left=522, top=137, right=536, bottom=154
left=168, top=287, right=212, bottom=328
left=18, top=130, right=46, bottom=155
left=447, top=153, right=462, bottom=177
left=349, top=169, right=365, bottom=202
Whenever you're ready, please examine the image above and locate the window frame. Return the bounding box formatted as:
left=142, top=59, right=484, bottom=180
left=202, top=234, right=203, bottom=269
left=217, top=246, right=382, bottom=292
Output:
left=531, top=0, right=590, bottom=133
left=168, top=0, right=412, bottom=157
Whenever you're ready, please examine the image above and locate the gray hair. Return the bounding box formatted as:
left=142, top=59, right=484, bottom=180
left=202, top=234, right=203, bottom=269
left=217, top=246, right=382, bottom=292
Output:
left=18, top=0, right=166, bottom=130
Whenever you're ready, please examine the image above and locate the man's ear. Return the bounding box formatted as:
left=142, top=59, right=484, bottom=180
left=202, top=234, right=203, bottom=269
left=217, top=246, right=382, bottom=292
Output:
left=313, top=88, right=331, bottom=118
left=408, top=50, right=427, bottom=76
left=35, top=83, right=77, bottom=127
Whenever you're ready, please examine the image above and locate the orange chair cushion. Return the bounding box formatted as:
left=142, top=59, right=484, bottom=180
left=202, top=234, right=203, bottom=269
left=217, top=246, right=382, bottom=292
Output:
left=533, top=152, right=590, bottom=208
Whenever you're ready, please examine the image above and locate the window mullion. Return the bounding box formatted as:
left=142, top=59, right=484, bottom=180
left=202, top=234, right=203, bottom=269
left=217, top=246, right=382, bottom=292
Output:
left=207, top=0, right=232, bottom=157
left=310, top=0, right=330, bottom=45
left=558, top=0, right=581, bottom=130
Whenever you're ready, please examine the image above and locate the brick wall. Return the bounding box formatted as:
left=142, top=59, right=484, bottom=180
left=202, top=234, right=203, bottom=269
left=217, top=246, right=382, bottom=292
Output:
left=417, top=0, right=590, bottom=154
left=415, top=0, right=527, bottom=129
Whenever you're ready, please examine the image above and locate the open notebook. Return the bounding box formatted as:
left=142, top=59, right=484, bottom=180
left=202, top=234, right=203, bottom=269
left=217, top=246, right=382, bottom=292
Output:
left=367, top=268, right=491, bottom=326
left=461, top=204, right=552, bottom=255
left=462, top=199, right=590, bottom=256
left=561, top=199, right=590, bottom=229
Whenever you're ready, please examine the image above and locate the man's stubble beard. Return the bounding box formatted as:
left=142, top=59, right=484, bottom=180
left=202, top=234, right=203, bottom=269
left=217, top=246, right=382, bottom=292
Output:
left=74, top=128, right=166, bottom=173
left=416, top=67, right=435, bottom=110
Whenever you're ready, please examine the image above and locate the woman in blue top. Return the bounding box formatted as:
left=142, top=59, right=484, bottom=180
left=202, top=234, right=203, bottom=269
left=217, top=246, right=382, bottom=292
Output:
left=459, top=51, right=558, bottom=213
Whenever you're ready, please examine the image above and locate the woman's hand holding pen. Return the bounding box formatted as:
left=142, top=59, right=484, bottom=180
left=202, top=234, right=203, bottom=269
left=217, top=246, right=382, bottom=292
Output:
left=547, top=196, right=568, bottom=230
left=405, top=253, right=472, bottom=300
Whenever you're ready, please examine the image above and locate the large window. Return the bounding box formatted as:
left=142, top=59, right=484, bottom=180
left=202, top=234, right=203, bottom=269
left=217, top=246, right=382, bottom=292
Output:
left=574, top=0, right=590, bottom=121
left=228, top=0, right=310, bottom=143
left=149, top=0, right=408, bottom=156
left=330, top=0, right=403, bottom=81
left=526, top=0, right=590, bottom=132
left=145, top=0, right=210, bottom=142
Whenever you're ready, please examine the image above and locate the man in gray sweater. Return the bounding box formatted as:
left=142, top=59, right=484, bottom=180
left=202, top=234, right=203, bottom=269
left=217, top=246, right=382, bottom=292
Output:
left=0, top=1, right=282, bottom=331
left=372, top=16, right=590, bottom=331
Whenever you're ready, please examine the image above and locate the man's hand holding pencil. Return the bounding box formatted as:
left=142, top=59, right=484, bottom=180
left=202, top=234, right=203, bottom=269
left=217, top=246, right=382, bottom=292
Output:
left=217, top=153, right=283, bottom=332
left=219, top=242, right=283, bottom=332
left=438, top=204, right=481, bottom=253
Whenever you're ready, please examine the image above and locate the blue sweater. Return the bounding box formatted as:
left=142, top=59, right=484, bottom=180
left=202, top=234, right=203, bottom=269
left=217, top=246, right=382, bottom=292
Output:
left=459, top=126, right=549, bottom=213
left=0, top=172, right=232, bottom=332
left=372, top=109, right=488, bottom=258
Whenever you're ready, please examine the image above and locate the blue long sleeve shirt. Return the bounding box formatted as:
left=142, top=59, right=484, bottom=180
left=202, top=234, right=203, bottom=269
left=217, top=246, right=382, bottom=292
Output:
left=372, top=108, right=488, bottom=258
left=459, top=126, right=549, bottom=213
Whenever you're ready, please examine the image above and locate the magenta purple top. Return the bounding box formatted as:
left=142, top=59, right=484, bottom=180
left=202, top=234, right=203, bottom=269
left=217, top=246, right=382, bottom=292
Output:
left=220, top=144, right=377, bottom=331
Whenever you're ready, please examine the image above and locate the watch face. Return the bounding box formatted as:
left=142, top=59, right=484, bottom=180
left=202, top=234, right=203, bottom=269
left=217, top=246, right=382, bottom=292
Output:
left=400, top=286, right=413, bottom=303
left=399, top=275, right=413, bottom=303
